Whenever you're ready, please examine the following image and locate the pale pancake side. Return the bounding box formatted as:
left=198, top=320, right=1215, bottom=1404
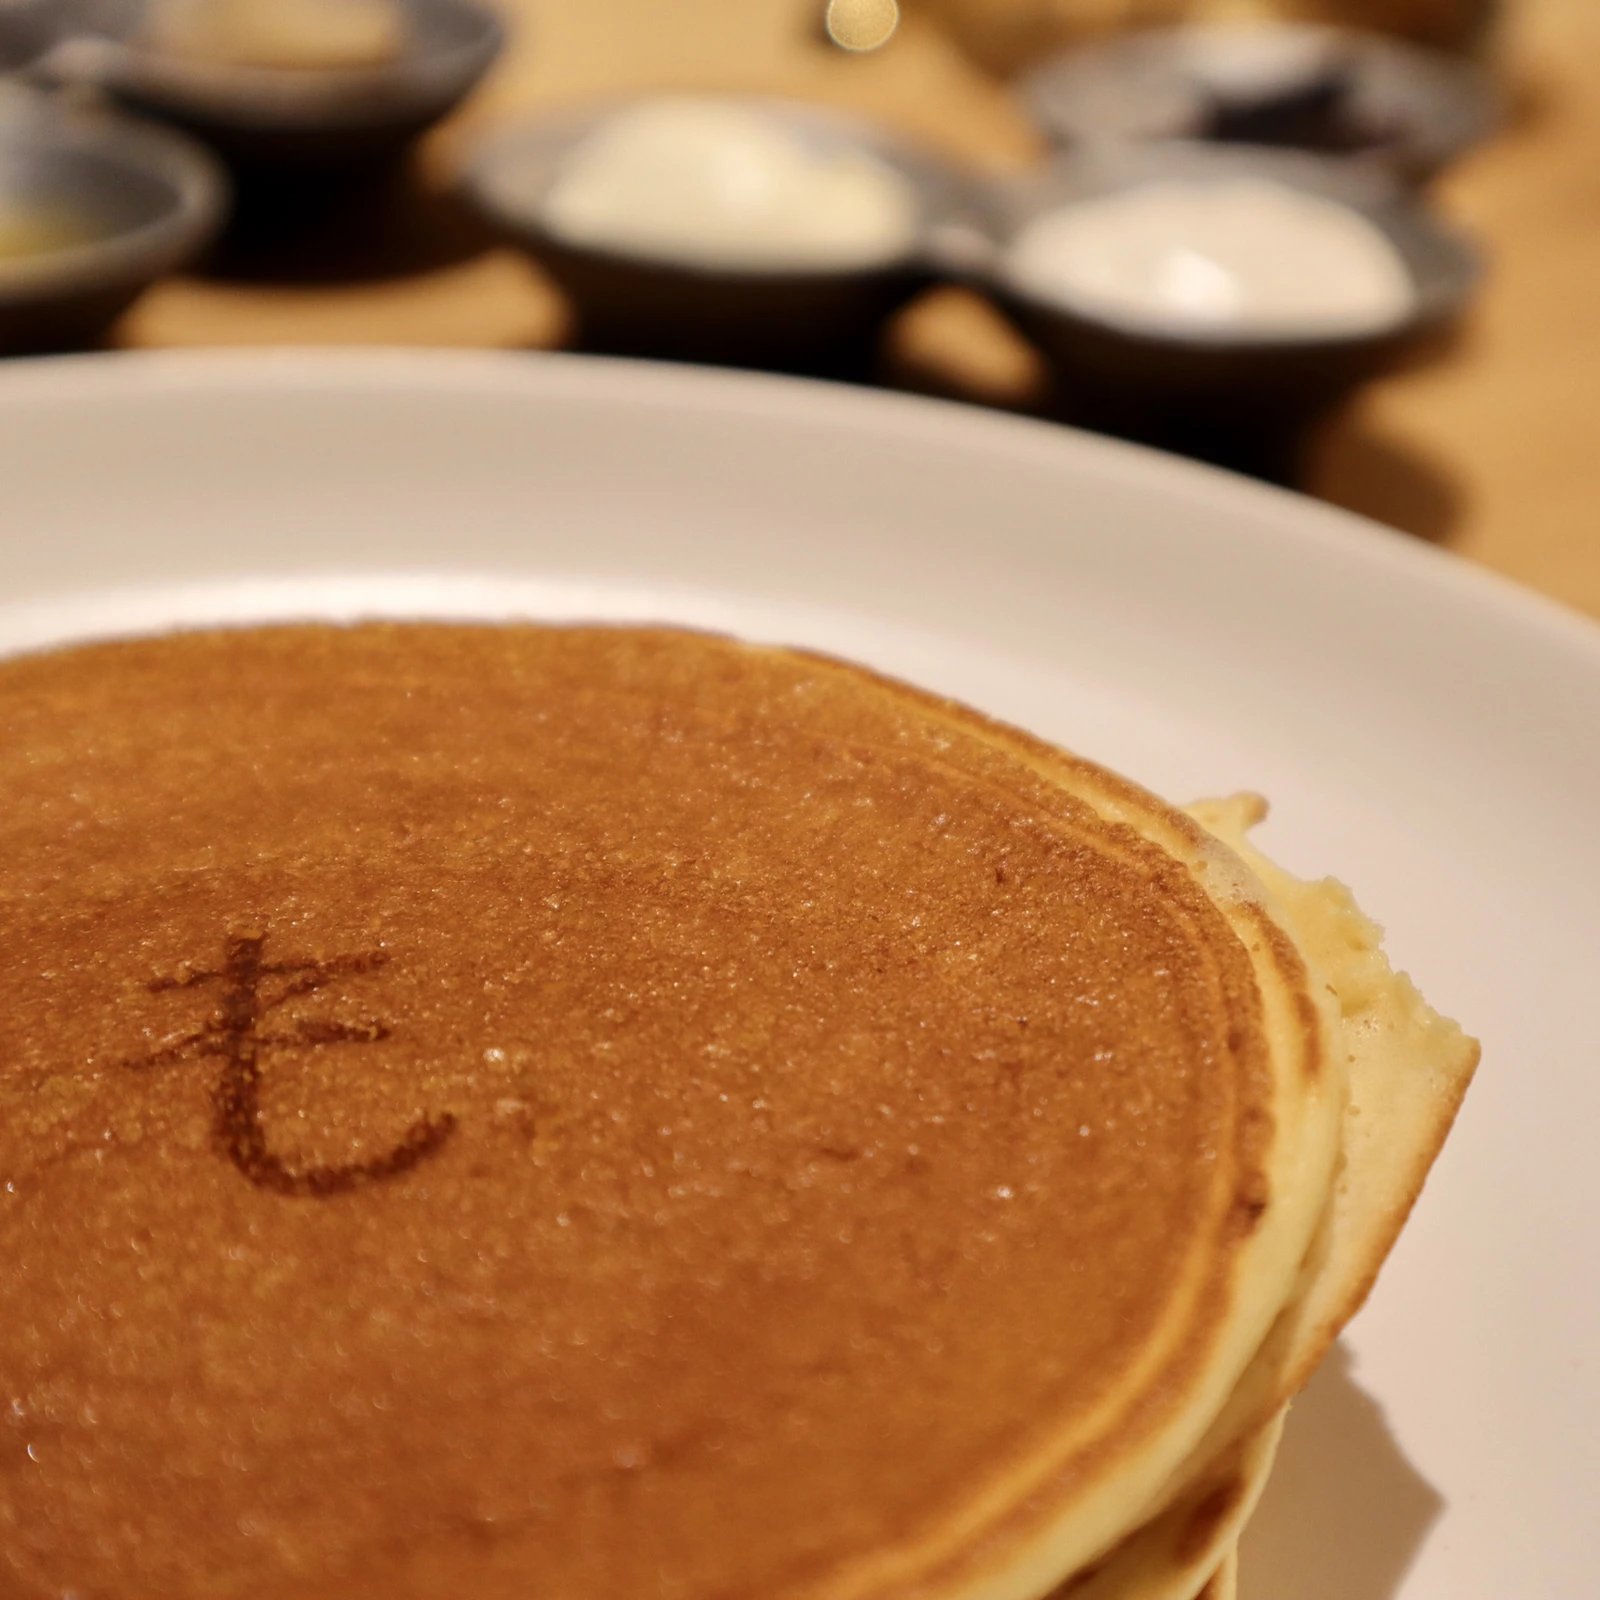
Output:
left=1046, top=1410, right=1282, bottom=1600
left=1161, top=795, right=1479, bottom=1485
left=1196, top=1549, right=1237, bottom=1600
left=1032, top=790, right=1477, bottom=1582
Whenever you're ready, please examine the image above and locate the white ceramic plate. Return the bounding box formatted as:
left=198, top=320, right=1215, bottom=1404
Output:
left=2, top=349, right=1596, bottom=1600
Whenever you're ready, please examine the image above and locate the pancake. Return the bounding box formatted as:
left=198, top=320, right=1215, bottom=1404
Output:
left=1150, top=794, right=1478, bottom=1504
left=1046, top=1410, right=1282, bottom=1600
left=1049, top=794, right=1475, bottom=1600
left=0, top=622, right=1465, bottom=1600
left=1198, top=1551, right=1237, bottom=1600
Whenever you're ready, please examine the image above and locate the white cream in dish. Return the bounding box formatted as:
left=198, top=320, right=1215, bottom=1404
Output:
left=1178, top=24, right=1346, bottom=104
left=1005, top=178, right=1416, bottom=339
left=145, top=0, right=406, bottom=70
left=535, top=99, right=920, bottom=272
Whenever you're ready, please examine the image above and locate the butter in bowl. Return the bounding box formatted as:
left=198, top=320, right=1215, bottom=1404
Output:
left=463, top=96, right=973, bottom=372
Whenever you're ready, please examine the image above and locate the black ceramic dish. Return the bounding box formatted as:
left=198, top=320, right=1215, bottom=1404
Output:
left=463, top=98, right=975, bottom=375
left=26, top=0, right=502, bottom=179
left=0, top=86, right=227, bottom=353
left=954, top=142, right=1480, bottom=479
left=0, top=0, right=61, bottom=73
left=1020, top=24, right=1499, bottom=185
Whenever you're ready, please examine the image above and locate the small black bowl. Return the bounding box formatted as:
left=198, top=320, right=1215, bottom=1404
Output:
left=463, top=97, right=976, bottom=375
left=0, top=86, right=227, bottom=353
left=28, top=0, right=502, bottom=179
left=952, top=142, right=1480, bottom=478
left=1020, top=23, right=1499, bottom=185
left=0, top=0, right=62, bottom=72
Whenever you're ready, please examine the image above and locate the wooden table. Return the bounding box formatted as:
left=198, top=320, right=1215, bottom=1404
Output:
left=112, top=0, right=1600, bottom=621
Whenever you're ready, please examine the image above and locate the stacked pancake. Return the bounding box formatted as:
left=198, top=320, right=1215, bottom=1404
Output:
left=0, top=624, right=1476, bottom=1600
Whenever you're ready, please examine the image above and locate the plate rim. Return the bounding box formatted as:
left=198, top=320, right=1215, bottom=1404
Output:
left=2, top=344, right=1597, bottom=672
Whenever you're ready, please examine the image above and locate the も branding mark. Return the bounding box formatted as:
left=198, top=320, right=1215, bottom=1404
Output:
left=125, top=930, right=455, bottom=1197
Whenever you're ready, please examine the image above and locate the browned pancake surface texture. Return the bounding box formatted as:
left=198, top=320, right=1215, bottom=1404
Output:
left=0, top=624, right=1273, bottom=1600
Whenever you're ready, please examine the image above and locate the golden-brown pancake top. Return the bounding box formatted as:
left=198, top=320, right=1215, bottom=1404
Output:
left=0, top=624, right=1301, bottom=1600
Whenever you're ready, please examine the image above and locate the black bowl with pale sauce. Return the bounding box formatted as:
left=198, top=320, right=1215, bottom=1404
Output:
left=0, top=88, right=226, bottom=353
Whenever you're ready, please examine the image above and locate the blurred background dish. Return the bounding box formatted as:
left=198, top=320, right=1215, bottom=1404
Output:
left=0, top=81, right=226, bottom=353
left=465, top=95, right=972, bottom=372
left=25, top=0, right=503, bottom=180
left=901, top=0, right=1501, bottom=75
left=0, top=0, right=60, bottom=73
left=0, top=0, right=1594, bottom=625
left=962, top=140, right=1477, bottom=476
left=1019, top=22, right=1500, bottom=182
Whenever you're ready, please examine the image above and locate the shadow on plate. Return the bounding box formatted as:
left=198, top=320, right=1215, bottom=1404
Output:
left=1238, top=1341, right=1443, bottom=1600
